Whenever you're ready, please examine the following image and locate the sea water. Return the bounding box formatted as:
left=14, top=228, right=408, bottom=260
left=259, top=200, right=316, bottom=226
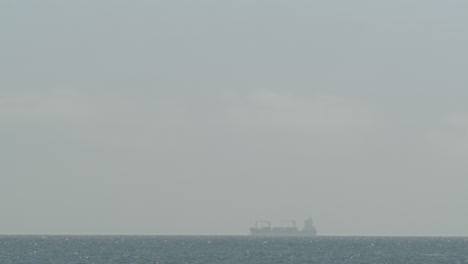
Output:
left=1, top=235, right=467, bottom=264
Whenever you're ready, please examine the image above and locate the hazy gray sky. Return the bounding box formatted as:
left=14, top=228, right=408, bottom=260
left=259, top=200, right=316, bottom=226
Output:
left=2, top=0, right=468, bottom=236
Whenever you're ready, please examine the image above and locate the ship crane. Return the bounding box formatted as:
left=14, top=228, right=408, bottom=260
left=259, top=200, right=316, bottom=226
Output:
left=281, top=220, right=296, bottom=228
left=255, top=221, right=271, bottom=229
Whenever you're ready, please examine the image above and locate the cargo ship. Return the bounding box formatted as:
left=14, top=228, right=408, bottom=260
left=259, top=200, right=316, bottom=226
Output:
left=249, top=217, right=317, bottom=236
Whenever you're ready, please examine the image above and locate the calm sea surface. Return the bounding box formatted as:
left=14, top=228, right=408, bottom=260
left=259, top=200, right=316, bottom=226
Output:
left=1, top=235, right=467, bottom=264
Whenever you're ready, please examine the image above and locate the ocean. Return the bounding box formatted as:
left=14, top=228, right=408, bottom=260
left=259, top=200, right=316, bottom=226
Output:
left=1, top=235, right=467, bottom=264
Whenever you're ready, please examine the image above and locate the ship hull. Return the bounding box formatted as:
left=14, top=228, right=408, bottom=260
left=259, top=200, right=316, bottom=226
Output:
left=249, top=233, right=317, bottom=237
left=250, top=228, right=317, bottom=237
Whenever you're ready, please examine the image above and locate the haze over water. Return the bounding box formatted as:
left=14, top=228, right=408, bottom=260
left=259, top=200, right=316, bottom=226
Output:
left=2, top=0, right=468, bottom=238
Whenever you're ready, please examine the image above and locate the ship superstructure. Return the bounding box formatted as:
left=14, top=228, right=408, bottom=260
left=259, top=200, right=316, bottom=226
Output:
left=249, top=217, right=317, bottom=236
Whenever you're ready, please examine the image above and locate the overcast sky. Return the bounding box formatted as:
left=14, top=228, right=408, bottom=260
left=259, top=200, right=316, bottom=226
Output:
left=2, top=0, right=468, bottom=236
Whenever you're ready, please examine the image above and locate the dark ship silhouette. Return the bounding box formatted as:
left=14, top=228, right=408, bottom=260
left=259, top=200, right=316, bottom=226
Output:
left=250, top=217, right=317, bottom=236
